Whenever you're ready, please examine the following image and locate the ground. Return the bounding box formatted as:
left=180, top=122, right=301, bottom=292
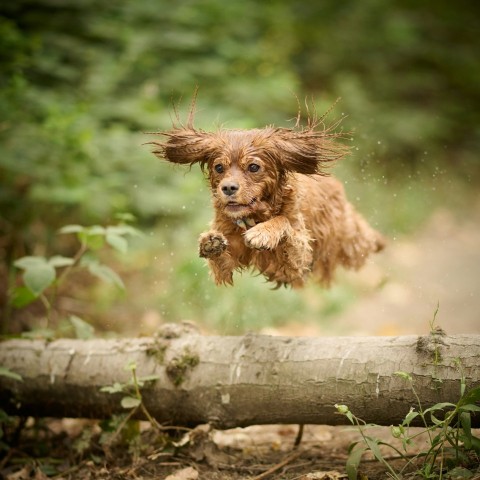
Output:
left=0, top=421, right=444, bottom=479
left=2, top=206, right=480, bottom=479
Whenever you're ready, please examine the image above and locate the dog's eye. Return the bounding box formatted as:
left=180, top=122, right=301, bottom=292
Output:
left=248, top=163, right=260, bottom=173
left=214, top=164, right=224, bottom=173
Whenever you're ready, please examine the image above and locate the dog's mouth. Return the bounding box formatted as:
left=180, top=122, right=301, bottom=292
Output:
left=225, top=197, right=257, bottom=213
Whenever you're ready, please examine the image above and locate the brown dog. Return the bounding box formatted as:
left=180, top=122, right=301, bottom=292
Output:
left=150, top=113, right=384, bottom=288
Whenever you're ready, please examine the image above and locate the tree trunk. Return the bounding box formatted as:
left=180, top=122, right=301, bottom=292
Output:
left=0, top=331, right=479, bottom=428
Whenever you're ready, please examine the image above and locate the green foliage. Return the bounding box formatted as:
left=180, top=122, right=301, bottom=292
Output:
left=336, top=381, right=480, bottom=479
left=99, top=361, right=161, bottom=447
left=1, top=0, right=478, bottom=249
left=336, top=334, right=480, bottom=479
left=8, top=220, right=140, bottom=335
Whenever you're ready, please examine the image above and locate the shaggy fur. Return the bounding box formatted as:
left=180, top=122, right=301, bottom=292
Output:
left=150, top=115, right=385, bottom=288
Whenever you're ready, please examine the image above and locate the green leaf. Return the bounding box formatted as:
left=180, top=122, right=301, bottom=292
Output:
left=135, top=374, right=161, bottom=388
left=79, top=231, right=105, bottom=250
left=459, top=386, right=480, bottom=407
left=423, top=402, right=456, bottom=415
left=431, top=433, right=443, bottom=447
left=121, top=396, right=141, bottom=409
left=0, top=367, right=23, bottom=382
left=23, top=263, right=56, bottom=295
left=87, top=262, right=124, bottom=289
left=364, top=436, right=386, bottom=464
left=345, top=411, right=355, bottom=425
left=100, top=382, right=125, bottom=394
left=429, top=412, right=445, bottom=426
left=58, top=225, right=84, bottom=234
left=402, top=407, right=419, bottom=426
left=459, top=404, right=480, bottom=413
left=114, top=212, right=136, bottom=223
left=70, top=315, right=95, bottom=340
left=86, top=225, right=106, bottom=236
left=21, top=328, right=56, bottom=340
left=14, top=256, right=46, bottom=270
left=470, top=435, right=480, bottom=454
left=138, top=374, right=160, bottom=384
left=106, top=233, right=128, bottom=253
left=10, top=286, right=37, bottom=308
left=49, top=255, right=75, bottom=268
left=346, top=444, right=367, bottom=480
left=460, top=412, right=472, bottom=449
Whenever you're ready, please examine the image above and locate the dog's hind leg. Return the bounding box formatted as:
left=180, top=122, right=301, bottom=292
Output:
left=338, top=204, right=385, bottom=270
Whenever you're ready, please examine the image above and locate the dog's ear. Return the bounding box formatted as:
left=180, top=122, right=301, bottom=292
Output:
left=272, top=128, right=350, bottom=175
left=149, top=128, right=217, bottom=169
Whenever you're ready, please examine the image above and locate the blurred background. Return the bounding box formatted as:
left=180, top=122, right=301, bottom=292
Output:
left=1, top=0, right=479, bottom=338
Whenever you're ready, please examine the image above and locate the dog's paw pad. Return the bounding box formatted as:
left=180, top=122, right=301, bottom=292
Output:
left=199, top=234, right=227, bottom=258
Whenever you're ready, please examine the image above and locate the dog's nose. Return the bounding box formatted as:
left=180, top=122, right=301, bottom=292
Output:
left=221, top=181, right=239, bottom=196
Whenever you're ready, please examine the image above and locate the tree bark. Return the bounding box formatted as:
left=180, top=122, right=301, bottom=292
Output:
left=0, top=331, right=479, bottom=428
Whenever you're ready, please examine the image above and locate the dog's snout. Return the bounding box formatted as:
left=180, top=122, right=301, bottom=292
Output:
left=221, top=181, right=239, bottom=196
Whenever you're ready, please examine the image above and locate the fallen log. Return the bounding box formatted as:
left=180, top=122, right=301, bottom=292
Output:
left=0, top=330, right=479, bottom=428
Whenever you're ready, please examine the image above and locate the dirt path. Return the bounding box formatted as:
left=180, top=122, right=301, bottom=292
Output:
left=336, top=207, right=480, bottom=336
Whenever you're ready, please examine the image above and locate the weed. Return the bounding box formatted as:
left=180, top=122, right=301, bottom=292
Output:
left=99, top=360, right=195, bottom=457
left=100, top=360, right=161, bottom=438
left=335, top=371, right=480, bottom=479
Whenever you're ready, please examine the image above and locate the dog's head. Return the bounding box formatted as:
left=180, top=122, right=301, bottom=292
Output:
left=151, top=124, right=348, bottom=221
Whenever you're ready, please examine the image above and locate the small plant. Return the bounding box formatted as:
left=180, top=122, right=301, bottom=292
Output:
left=336, top=377, right=480, bottom=480
left=8, top=216, right=141, bottom=337
left=99, top=361, right=161, bottom=445
left=99, top=361, right=195, bottom=458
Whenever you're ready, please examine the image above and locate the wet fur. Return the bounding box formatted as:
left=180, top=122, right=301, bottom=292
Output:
left=150, top=119, right=385, bottom=288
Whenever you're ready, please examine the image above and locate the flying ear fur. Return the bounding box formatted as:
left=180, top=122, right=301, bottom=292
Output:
left=149, top=128, right=217, bottom=170
left=271, top=127, right=350, bottom=175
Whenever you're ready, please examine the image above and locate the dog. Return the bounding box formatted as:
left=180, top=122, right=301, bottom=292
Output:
left=150, top=110, right=385, bottom=288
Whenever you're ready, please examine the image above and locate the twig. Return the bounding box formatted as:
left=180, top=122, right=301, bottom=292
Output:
left=251, top=449, right=304, bottom=480
left=293, top=424, right=304, bottom=448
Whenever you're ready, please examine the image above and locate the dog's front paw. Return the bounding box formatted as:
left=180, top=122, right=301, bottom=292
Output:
left=199, top=232, right=228, bottom=258
left=243, top=224, right=279, bottom=251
